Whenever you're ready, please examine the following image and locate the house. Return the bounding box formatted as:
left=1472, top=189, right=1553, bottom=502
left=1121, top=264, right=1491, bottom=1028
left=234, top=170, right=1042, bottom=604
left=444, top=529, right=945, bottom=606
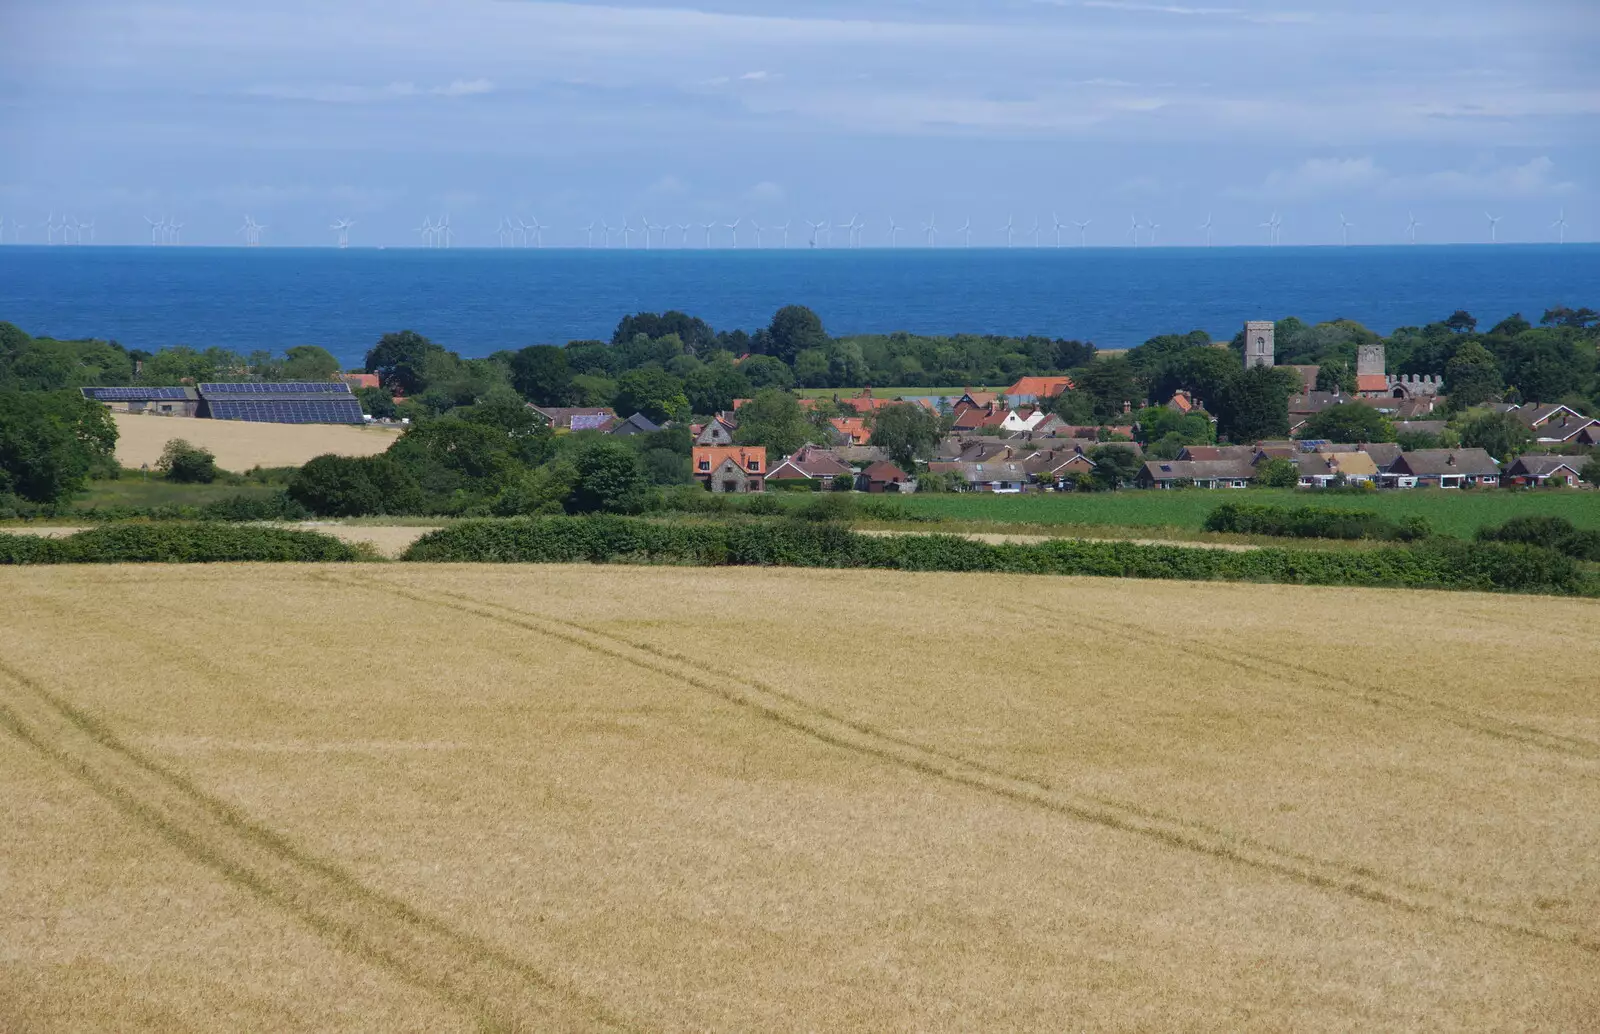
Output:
left=693, top=414, right=738, bottom=446
left=766, top=445, right=854, bottom=487
left=341, top=372, right=381, bottom=390
left=1004, top=376, right=1075, bottom=405
left=1574, top=424, right=1600, bottom=447
left=829, top=416, right=871, bottom=445
left=1315, top=441, right=1403, bottom=472
left=832, top=388, right=897, bottom=415
left=950, top=402, right=1010, bottom=433
left=1381, top=449, right=1500, bottom=489
left=1354, top=373, right=1391, bottom=397
left=860, top=460, right=912, bottom=493
left=1000, top=408, right=1049, bottom=435
left=607, top=412, right=661, bottom=436
left=1514, top=405, right=1600, bottom=443
left=81, top=385, right=200, bottom=417
left=1024, top=448, right=1096, bottom=486
left=1501, top=454, right=1586, bottom=487
left=1284, top=365, right=1321, bottom=394
left=531, top=405, right=617, bottom=431
left=693, top=446, right=767, bottom=493
left=1393, top=420, right=1448, bottom=439
left=1177, top=445, right=1259, bottom=463
left=956, top=390, right=999, bottom=410
left=1296, top=450, right=1379, bottom=487
left=1136, top=459, right=1257, bottom=489
left=948, top=461, right=1029, bottom=493
left=835, top=445, right=890, bottom=467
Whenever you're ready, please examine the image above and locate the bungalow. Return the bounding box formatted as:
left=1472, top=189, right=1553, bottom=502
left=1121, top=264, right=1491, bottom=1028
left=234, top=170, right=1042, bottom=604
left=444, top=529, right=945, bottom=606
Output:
left=1136, top=459, right=1257, bottom=489
left=767, top=445, right=854, bottom=487
left=1177, top=445, right=1259, bottom=463
left=929, top=460, right=1029, bottom=493
left=1024, top=448, right=1096, bottom=487
left=1501, top=454, right=1586, bottom=487
left=693, top=445, right=767, bottom=493
left=1314, top=441, right=1403, bottom=472
left=1296, top=450, right=1379, bottom=488
left=835, top=444, right=890, bottom=467
left=1514, top=405, right=1600, bottom=444
left=1380, top=449, right=1499, bottom=489
left=860, top=460, right=912, bottom=493
left=530, top=405, right=617, bottom=431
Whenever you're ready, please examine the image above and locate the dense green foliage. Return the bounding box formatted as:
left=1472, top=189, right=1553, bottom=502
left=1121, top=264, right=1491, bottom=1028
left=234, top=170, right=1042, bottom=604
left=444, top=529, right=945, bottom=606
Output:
left=1476, top=516, right=1600, bottom=561
left=0, top=523, right=365, bottom=563
left=156, top=438, right=219, bottom=483
left=1298, top=403, right=1394, bottom=443
left=1204, top=502, right=1431, bottom=541
left=400, top=516, right=1589, bottom=596
left=868, top=403, right=943, bottom=470
left=0, top=390, right=118, bottom=504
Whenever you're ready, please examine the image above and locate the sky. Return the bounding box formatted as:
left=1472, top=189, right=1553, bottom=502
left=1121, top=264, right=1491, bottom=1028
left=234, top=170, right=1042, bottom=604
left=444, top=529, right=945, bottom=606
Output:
left=0, top=0, right=1594, bottom=248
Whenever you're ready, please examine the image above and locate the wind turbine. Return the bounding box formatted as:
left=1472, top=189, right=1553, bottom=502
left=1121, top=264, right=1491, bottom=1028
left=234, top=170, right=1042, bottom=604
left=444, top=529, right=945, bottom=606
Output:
left=1406, top=211, right=1421, bottom=245
left=581, top=221, right=596, bottom=248
left=528, top=217, right=545, bottom=248
left=238, top=216, right=255, bottom=247
left=1052, top=213, right=1068, bottom=247
left=416, top=217, right=436, bottom=248
left=1145, top=218, right=1160, bottom=246
left=1259, top=212, right=1280, bottom=246
left=887, top=217, right=902, bottom=247
left=1552, top=208, right=1568, bottom=244
left=331, top=218, right=354, bottom=248
left=999, top=214, right=1015, bottom=248
left=751, top=220, right=764, bottom=248
left=436, top=215, right=450, bottom=248
left=805, top=219, right=825, bottom=248
left=724, top=216, right=741, bottom=248
left=1338, top=213, right=1352, bottom=247
left=1128, top=214, right=1140, bottom=247
left=836, top=214, right=860, bottom=248
left=495, top=217, right=514, bottom=247
left=923, top=214, right=938, bottom=247
left=78, top=218, right=95, bottom=244
left=676, top=222, right=691, bottom=248
left=776, top=220, right=791, bottom=248
left=145, top=216, right=163, bottom=246
left=1484, top=212, right=1500, bottom=243
left=45, top=212, right=59, bottom=245
left=958, top=218, right=972, bottom=247
left=599, top=220, right=613, bottom=247
left=167, top=219, right=182, bottom=246
left=1072, top=219, right=1091, bottom=247
left=640, top=217, right=655, bottom=249
left=700, top=221, right=716, bottom=247
left=622, top=219, right=635, bottom=248
left=1025, top=217, right=1041, bottom=247
left=1199, top=214, right=1214, bottom=247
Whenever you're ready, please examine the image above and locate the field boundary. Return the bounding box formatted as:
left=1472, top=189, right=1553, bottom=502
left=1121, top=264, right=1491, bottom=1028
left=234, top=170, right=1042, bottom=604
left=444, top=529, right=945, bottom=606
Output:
left=318, top=569, right=1599, bottom=956
left=0, top=657, right=642, bottom=1033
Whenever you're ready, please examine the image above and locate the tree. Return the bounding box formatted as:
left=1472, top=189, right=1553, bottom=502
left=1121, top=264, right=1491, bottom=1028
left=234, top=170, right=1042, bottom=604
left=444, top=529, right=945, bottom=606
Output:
left=611, top=311, right=716, bottom=353
left=509, top=345, right=574, bottom=406
left=1087, top=445, right=1141, bottom=490
left=868, top=403, right=942, bottom=470
left=288, top=454, right=425, bottom=517
left=733, top=389, right=817, bottom=457
left=1582, top=454, right=1600, bottom=487
left=157, top=439, right=218, bottom=483
left=613, top=367, right=689, bottom=424
left=1073, top=356, right=1141, bottom=423
left=1443, top=341, right=1502, bottom=409
left=1457, top=410, right=1534, bottom=459
left=1214, top=365, right=1296, bottom=442
left=685, top=360, right=751, bottom=415
left=1315, top=359, right=1356, bottom=394
left=492, top=459, right=578, bottom=516
left=1443, top=310, right=1478, bottom=334
left=387, top=418, right=516, bottom=505
left=281, top=345, right=340, bottom=381
left=1254, top=457, right=1300, bottom=488
left=740, top=354, right=794, bottom=390
left=1051, top=389, right=1097, bottom=425
left=1298, top=403, right=1393, bottom=443
left=364, top=330, right=448, bottom=396
left=568, top=439, right=651, bottom=514
left=1133, top=406, right=1214, bottom=448
left=0, top=390, right=118, bottom=504
left=767, top=305, right=829, bottom=365
left=355, top=385, right=398, bottom=419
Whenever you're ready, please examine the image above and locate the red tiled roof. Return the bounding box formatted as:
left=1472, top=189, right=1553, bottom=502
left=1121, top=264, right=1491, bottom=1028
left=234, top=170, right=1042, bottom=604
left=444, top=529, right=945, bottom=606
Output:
left=1005, top=376, right=1075, bottom=398
left=693, top=446, right=766, bottom=473
left=862, top=460, right=909, bottom=482
left=1355, top=374, right=1389, bottom=393
left=830, top=416, right=870, bottom=444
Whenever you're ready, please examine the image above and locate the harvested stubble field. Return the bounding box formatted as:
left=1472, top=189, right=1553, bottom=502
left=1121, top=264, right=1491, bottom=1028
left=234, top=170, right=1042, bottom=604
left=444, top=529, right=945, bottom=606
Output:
left=3, top=565, right=1598, bottom=1032
left=111, top=412, right=402, bottom=472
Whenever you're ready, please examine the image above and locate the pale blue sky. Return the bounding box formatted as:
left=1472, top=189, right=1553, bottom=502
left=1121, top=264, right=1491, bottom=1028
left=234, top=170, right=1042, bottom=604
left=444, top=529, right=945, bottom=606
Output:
left=1, top=0, right=1593, bottom=246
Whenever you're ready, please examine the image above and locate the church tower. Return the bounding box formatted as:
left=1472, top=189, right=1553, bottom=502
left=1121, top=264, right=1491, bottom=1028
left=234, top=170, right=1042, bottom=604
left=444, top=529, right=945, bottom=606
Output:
left=1357, top=343, right=1385, bottom=377
left=1244, top=320, right=1275, bottom=369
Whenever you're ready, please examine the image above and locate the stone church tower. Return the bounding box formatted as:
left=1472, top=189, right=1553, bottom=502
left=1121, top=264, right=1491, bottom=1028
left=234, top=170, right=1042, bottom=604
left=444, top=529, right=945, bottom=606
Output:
left=1244, top=320, right=1275, bottom=369
left=1357, top=343, right=1386, bottom=377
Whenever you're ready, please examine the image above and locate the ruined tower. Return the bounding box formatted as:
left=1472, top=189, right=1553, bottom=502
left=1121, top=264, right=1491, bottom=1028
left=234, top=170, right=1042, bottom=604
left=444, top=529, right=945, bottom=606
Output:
left=1244, top=320, right=1275, bottom=370
left=1357, top=343, right=1386, bottom=377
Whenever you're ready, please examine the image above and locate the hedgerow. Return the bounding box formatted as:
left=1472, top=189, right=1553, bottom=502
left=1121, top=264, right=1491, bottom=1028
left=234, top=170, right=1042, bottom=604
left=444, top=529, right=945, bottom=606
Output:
left=0, top=524, right=367, bottom=563
left=1204, top=502, right=1431, bottom=541
left=401, top=516, right=1590, bottom=596
left=1476, top=515, right=1600, bottom=561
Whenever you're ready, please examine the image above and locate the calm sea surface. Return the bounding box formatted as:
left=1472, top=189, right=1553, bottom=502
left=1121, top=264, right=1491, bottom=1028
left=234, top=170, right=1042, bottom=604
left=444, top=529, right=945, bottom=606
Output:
left=2, top=244, right=1594, bottom=368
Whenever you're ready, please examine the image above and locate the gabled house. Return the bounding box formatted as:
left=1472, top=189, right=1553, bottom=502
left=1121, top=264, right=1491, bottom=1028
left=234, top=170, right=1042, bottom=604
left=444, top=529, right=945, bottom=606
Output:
left=950, top=402, right=1010, bottom=433
left=1296, top=450, right=1379, bottom=487
left=1136, top=459, right=1256, bottom=489
left=1024, top=448, right=1096, bottom=486
left=1000, top=408, right=1049, bottom=435
left=1501, top=454, right=1586, bottom=487
left=767, top=445, right=854, bottom=486
left=693, top=446, right=767, bottom=493
left=860, top=460, right=912, bottom=493
left=1315, top=441, right=1403, bottom=472
left=928, top=461, right=1029, bottom=493
left=1515, top=405, right=1600, bottom=443
left=693, top=415, right=738, bottom=446
left=1381, top=449, right=1499, bottom=489
left=1177, top=445, right=1259, bottom=463
left=1004, top=376, right=1075, bottom=405
left=829, top=416, right=871, bottom=445
left=607, top=412, right=661, bottom=436
left=835, top=445, right=890, bottom=467
left=530, top=406, right=617, bottom=431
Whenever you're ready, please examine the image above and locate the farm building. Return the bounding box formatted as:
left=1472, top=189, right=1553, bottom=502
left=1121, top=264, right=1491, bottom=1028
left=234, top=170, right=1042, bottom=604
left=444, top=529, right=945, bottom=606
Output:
left=81, top=386, right=200, bottom=417
left=86, top=382, right=365, bottom=424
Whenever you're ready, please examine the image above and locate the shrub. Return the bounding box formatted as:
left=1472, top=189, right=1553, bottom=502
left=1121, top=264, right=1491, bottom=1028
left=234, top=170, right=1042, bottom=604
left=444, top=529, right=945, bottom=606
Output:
left=158, top=439, right=219, bottom=483
left=1477, top=516, right=1600, bottom=561
left=743, top=493, right=784, bottom=516
left=289, top=454, right=425, bottom=517
left=0, top=524, right=367, bottom=564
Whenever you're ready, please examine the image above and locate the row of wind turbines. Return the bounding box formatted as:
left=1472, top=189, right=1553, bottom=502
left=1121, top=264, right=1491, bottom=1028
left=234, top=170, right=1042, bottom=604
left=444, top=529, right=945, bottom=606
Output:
left=0, top=213, right=97, bottom=244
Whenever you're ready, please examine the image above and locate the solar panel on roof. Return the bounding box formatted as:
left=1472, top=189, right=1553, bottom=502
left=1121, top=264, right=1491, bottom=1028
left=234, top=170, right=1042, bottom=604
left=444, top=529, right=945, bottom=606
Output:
left=206, top=398, right=364, bottom=424
left=570, top=414, right=612, bottom=430
left=81, top=386, right=190, bottom=401
left=198, top=381, right=351, bottom=395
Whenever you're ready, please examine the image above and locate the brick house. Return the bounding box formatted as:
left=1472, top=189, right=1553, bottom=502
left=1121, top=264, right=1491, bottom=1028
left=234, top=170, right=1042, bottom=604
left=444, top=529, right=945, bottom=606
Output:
left=693, top=445, right=767, bottom=493
left=1381, top=449, right=1500, bottom=489
left=1501, top=454, right=1586, bottom=487
left=860, top=460, right=911, bottom=493
left=766, top=445, right=853, bottom=487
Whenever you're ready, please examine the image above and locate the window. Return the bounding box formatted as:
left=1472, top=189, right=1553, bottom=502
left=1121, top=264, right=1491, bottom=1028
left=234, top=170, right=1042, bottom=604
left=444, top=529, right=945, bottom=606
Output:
left=748, top=460, right=760, bottom=471
left=1256, top=336, right=1266, bottom=353
left=698, top=460, right=710, bottom=471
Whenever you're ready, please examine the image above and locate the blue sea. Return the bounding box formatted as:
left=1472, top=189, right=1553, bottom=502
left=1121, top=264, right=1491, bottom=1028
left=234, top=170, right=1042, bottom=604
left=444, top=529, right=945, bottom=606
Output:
left=2, top=244, right=1594, bottom=368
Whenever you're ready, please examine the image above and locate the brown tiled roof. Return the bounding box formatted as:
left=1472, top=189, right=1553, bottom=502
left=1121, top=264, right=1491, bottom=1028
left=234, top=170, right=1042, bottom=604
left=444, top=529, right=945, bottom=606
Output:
left=1387, top=449, right=1499, bottom=477
left=1140, top=459, right=1257, bottom=481
left=1004, top=376, right=1075, bottom=398
left=1355, top=374, right=1389, bottom=393
left=768, top=445, right=852, bottom=479
left=861, top=460, right=909, bottom=482
left=1503, top=454, right=1584, bottom=477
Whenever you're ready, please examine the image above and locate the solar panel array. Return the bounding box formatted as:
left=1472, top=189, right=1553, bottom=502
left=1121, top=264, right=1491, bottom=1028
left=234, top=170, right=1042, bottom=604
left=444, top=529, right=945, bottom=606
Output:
left=569, top=413, right=614, bottom=431
left=198, top=381, right=352, bottom=395
left=206, top=399, right=365, bottom=424
left=81, top=386, right=191, bottom=401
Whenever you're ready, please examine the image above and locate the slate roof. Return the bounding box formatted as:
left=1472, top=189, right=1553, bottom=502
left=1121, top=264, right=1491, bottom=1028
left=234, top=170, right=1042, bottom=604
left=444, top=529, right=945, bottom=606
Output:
left=1387, top=449, right=1500, bottom=477
left=1140, top=459, right=1257, bottom=482
left=1502, top=454, right=1584, bottom=478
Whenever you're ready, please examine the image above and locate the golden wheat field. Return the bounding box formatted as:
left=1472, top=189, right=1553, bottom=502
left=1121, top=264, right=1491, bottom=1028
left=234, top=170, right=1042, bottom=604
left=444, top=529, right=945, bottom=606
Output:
left=111, top=412, right=402, bottom=471
left=3, top=564, right=1598, bottom=1032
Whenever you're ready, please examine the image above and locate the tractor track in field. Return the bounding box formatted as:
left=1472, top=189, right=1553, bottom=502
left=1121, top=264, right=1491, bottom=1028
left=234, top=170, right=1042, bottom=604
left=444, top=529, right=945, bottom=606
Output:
left=0, top=657, right=643, bottom=1034
left=315, top=570, right=1599, bottom=957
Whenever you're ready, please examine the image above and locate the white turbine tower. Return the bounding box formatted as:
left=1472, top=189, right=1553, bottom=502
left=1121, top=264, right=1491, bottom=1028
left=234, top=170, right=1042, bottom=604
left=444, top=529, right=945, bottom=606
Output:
left=331, top=218, right=354, bottom=248
left=751, top=221, right=764, bottom=248
left=436, top=215, right=450, bottom=248
left=1339, top=213, right=1352, bottom=247
left=701, top=221, right=716, bottom=247
left=79, top=218, right=95, bottom=244
left=676, top=222, right=691, bottom=247
left=836, top=214, right=859, bottom=248
left=167, top=219, right=183, bottom=246
left=582, top=221, right=596, bottom=248
left=640, top=217, right=656, bottom=249
left=238, top=216, right=255, bottom=247
left=1199, top=214, right=1214, bottom=247
left=416, top=217, right=435, bottom=247
left=805, top=219, right=825, bottom=247
left=775, top=220, right=791, bottom=248
left=1052, top=213, right=1068, bottom=247
left=1485, top=212, right=1500, bottom=243
left=1025, top=217, right=1041, bottom=247
left=999, top=214, right=1015, bottom=248
left=957, top=218, right=972, bottom=247
left=495, top=217, right=513, bottom=247
left=724, top=216, right=741, bottom=248
left=622, top=219, right=635, bottom=248
left=1552, top=209, right=1568, bottom=244
left=45, top=212, right=59, bottom=245
left=146, top=216, right=163, bottom=246
left=1145, top=218, right=1160, bottom=246
left=1072, top=219, right=1091, bottom=247
left=1128, top=214, right=1140, bottom=247
left=923, top=214, right=938, bottom=247
left=1406, top=211, right=1421, bottom=245
left=887, top=217, right=903, bottom=247
left=1259, top=212, right=1281, bottom=246
left=600, top=220, right=613, bottom=247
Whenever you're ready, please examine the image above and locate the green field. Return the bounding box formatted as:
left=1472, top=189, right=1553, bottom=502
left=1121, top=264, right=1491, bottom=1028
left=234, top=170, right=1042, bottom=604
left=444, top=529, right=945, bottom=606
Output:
left=887, top=489, right=1600, bottom=538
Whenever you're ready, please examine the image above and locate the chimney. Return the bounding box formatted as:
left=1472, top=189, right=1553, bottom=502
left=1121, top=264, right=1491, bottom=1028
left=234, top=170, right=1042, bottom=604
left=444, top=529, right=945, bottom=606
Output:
left=1122, top=400, right=1131, bottom=414
left=1447, top=454, right=1456, bottom=466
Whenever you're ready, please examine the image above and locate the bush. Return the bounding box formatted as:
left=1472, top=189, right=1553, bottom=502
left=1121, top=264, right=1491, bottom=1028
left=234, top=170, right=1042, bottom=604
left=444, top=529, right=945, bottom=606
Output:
left=743, top=494, right=784, bottom=516
left=0, top=524, right=367, bottom=564
left=1477, top=516, right=1600, bottom=561
left=289, top=454, right=425, bottom=517
left=158, top=439, right=219, bottom=483
left=399, top=516, right=1591, bottom=596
